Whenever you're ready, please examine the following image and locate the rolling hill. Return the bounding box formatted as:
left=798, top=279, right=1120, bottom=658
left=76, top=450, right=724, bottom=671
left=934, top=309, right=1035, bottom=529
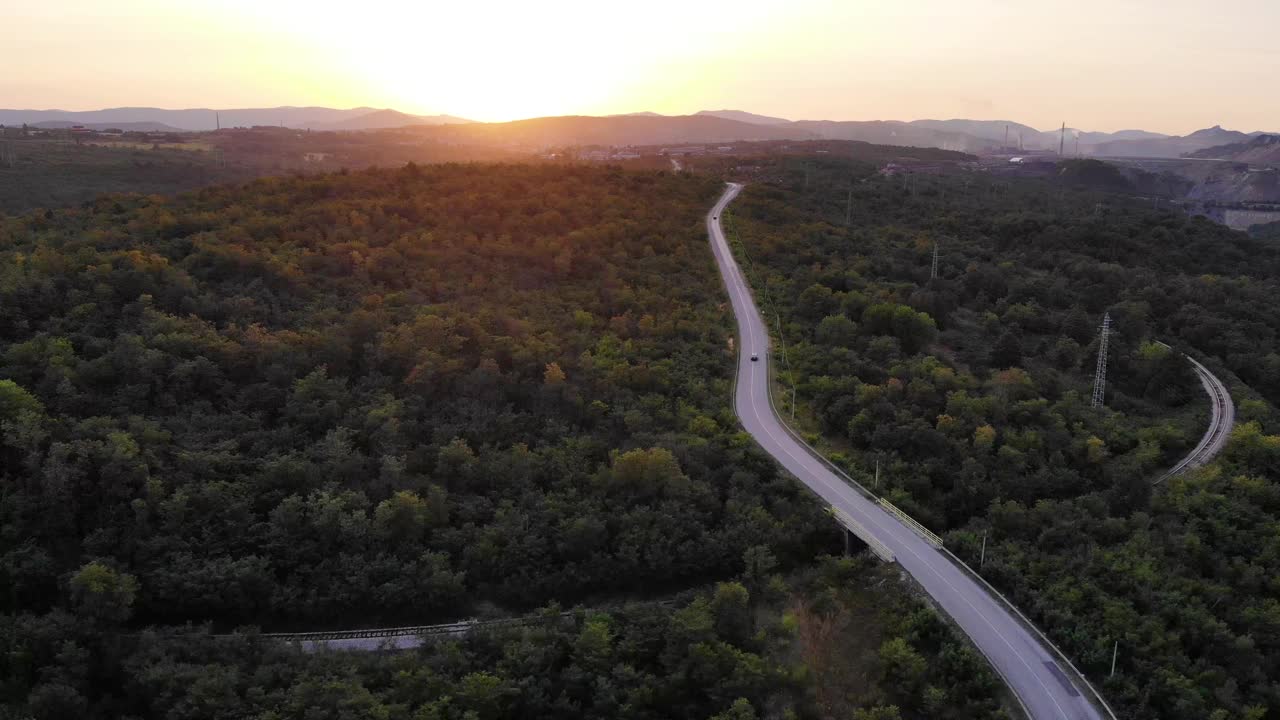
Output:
left=696, top=109, right=792, bottom=125
left=413, top=114, right=819, bottom=148
left=1188, top=134, right=1280, bottom=166
left=0, top=106, right=471, bottom=132
left=30, top=120, right=185, bottom=132
left=4, top=105, right=1269, bottom=165
left=308, top=109, right=472, bottom=131
left=1090, top=125, right=1257, bottom=158
left=793, top=120, right=996, bottom=153
left=910, top=118, right=1044, bottom=147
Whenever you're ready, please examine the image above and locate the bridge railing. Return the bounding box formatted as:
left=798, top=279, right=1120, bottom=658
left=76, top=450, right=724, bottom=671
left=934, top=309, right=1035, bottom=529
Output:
left=877, top=499, right=942, bottom=547
left=828, top=506, right=895, bottom=562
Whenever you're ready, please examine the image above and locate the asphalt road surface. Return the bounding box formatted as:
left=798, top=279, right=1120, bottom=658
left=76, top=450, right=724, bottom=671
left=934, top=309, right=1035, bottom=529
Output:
left=707, top=183, right=1105, bottom=720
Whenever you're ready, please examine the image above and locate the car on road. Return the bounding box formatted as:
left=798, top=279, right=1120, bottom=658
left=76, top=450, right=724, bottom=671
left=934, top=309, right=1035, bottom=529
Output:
left=751, top=353, right=759, bottom=361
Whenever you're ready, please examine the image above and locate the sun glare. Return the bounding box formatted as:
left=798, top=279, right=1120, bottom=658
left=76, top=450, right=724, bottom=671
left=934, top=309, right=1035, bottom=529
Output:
left=215, top=0, right=780, bottom=121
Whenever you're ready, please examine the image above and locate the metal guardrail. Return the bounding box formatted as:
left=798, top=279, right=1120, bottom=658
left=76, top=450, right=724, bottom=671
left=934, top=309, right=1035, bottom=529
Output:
left=877, top=498, right=942, bottom=547
left=940, top=546, right=1121, bottom=720
left=713, top=185, right=1119, bottom=720
left=828, top=506, right=895, bottom=562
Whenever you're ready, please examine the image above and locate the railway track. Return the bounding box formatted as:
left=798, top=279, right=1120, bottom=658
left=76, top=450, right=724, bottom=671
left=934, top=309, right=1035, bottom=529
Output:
left=1155, top=347, right=1235, bottom=484
left=239, top=599, right=678, bottom=652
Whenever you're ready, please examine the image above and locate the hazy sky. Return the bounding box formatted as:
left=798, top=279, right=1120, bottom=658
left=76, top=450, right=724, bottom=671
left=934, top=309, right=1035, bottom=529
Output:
left=5, top=0, right=1277, bottom=134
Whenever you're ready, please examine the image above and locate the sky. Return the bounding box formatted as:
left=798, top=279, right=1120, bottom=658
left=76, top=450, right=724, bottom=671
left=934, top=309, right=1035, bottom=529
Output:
left=4, top=0, right=1277, bottom=135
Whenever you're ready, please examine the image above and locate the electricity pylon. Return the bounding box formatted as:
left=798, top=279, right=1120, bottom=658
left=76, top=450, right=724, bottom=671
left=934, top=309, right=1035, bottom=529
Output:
left=1091, top=312, right=1112, bottom=409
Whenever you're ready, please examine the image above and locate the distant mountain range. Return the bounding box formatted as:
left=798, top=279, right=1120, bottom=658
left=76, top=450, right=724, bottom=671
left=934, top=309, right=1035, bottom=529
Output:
left=696, top=109, right=792, bottom=125
left=2, top=106, right=1273, bottom=159
left=1188, top=133, right=1280, bottom=166
left=412, top=114, right=1255, bottom=157
left=30, top=120, right=186, bottom=132
left=413, top=114, right=814, bottom=147
left=0, top=106, right=472, bottom=131
left=1087, top=125, right=1269, bottom=158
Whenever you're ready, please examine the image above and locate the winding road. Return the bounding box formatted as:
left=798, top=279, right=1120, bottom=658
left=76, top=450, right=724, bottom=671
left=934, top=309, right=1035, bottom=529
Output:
left=708, top=183, right=1108, bottom=720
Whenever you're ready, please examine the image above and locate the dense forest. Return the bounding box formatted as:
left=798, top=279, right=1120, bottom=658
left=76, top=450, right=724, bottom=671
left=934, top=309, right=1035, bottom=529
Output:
left=43, top=556, right=999, bottom=720
left=0, top=130, right=525, bottom=215
left=728, top=156, right=1280, bottom=718
left=0, top=140, right=259, bottom=214
left=0, top=163, right=1007, bottom=718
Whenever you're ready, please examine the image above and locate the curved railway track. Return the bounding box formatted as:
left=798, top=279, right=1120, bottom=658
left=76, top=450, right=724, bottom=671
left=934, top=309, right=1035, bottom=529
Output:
left=1155, top=346, right=1235, bottom=484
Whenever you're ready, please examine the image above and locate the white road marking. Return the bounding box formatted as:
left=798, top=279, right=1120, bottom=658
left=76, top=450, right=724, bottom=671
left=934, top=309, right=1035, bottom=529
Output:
left=708, top=183, right=1094, bottom=720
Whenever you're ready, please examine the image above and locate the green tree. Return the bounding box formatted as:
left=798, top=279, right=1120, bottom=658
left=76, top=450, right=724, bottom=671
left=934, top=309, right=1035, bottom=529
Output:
left=69, top=561, right=138, bottom=624
left=816, top=314, right=859, bottom=347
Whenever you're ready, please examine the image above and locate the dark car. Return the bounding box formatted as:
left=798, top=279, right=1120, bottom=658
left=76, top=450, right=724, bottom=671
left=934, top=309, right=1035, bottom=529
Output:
left=750, top=353, right=759, bottom=362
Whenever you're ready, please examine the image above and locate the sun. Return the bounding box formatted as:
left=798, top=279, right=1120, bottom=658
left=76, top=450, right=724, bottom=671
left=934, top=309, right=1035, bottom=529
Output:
left=218, top=0, right=776, bottom=122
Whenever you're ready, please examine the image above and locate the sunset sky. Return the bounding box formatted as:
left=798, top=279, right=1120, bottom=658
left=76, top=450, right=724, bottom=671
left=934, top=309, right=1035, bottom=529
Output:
left=5, top=0, right=1277, bottom=135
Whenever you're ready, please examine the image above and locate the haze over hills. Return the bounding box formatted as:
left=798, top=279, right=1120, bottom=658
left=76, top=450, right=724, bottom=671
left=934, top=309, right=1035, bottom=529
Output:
left=1188, top=134, right=1280, bottom=165
left=411, top=114, right=818, bottom=147
left=1089, top=125, right=1264, bottom=158
left=0, top=106, right=473, bottom=131
left=308, top=109, right=473, bottom=131
left=695, top=109, right=792, bottom=125
left=3, top=105, right=1273, bottom=160
left=30, top=120, right=186, bottom=132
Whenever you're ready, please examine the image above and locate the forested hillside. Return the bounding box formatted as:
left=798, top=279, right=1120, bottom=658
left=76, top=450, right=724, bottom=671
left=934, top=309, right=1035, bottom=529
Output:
left=729, top=157, right=1280, bottom=718
left=0, top=163, right=819, bottom=614
left=0, top=163, right=1006, bottom=718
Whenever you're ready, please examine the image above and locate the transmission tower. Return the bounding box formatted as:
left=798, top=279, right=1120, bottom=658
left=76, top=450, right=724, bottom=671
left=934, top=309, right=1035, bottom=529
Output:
left=1091, top=312, right=1112, bottom=408
left=930, top=241, right=939, bottom=281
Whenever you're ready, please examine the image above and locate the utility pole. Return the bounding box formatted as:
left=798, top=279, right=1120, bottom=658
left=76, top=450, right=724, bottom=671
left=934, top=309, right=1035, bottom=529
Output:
left=874, top=459, right=880, bottom=490
left=791, top=385, right=797, bottom=420
left=845, top=186, right=853, bottom=226
left=930, top=241, right=940, bottom=281
left=1110, top=640, right=1119, bottom=677
left=1004, top=124, right=1009, bottom=151
left=1060, top=122, right=1066, bottom=157
left=1091, top=312, right=1112, bottom=409
left=980, top=532, right=987, bottom=569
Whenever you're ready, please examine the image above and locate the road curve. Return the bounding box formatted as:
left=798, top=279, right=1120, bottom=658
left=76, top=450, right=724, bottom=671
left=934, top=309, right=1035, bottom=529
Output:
left=708, top=183, right=1105, bottom=720
left=1156, top=352, right=1235, bottom=484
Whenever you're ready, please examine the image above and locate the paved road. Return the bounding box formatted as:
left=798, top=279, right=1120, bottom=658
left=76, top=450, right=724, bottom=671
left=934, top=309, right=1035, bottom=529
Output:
left=707, top=183, right=1106, bottom=720
left=1154, top=343, right=1235, bottom=484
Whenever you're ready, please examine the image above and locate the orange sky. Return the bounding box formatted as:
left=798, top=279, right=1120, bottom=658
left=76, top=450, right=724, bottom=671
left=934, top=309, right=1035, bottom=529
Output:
left=4, top=0, right=1277, bottom=134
